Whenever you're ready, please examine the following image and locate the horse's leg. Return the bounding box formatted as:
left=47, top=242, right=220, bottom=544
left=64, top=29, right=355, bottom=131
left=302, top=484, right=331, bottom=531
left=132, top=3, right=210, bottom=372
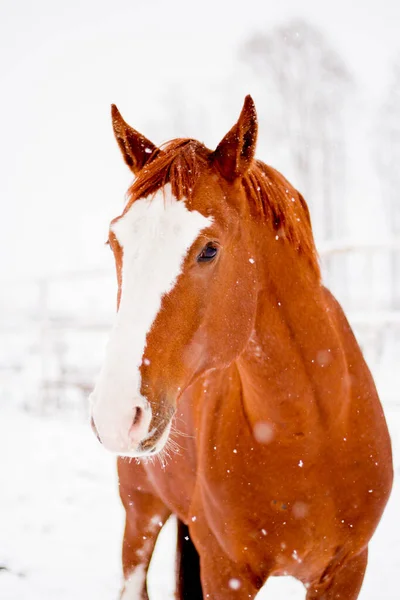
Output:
left=306, top=548, right=368, bottom=600
left=176, top=519, right=203, bottom=600
left=118, top=463, right=171, bottom=599
left=199, top=547, right=262, bottom=599
left=190, top=518, right=263, bottom=599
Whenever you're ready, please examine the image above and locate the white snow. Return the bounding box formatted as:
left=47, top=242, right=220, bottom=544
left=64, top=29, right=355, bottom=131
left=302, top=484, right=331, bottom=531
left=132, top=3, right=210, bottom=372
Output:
left=0, top=400, right=399, bottom=599
left=229, top=578, right=241, bottom=590
left=90, top=184, right=211, bottom=455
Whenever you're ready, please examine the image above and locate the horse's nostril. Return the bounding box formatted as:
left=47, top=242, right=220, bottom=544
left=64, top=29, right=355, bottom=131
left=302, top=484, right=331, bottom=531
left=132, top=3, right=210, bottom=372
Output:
left=90, top=416, right=102, bottom=444
left=133, top=406, right=143, bottom=427
left=128, top=406, right=147, bottom=447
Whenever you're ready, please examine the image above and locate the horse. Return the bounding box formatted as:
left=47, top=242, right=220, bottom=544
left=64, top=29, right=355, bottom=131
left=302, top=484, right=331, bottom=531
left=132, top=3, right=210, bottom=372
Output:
left=89, top=96, right=393, bottom=599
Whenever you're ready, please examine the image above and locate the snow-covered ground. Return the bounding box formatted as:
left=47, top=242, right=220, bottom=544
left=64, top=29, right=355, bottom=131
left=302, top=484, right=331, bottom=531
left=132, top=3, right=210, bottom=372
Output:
left=0, top=404, right=399, bottom=600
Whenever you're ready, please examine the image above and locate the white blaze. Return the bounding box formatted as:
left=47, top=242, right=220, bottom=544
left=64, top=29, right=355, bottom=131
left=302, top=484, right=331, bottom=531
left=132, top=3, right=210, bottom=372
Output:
left=90, top=184, right=211, bottom=453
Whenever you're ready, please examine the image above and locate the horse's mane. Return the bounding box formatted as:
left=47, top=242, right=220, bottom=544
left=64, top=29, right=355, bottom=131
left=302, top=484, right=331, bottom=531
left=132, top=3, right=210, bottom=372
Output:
left=126, top=139, right=320, bottom=276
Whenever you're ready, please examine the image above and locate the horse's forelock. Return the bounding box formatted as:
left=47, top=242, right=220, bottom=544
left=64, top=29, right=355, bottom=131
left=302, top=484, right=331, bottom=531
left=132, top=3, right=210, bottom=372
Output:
left=125, top=139, right=210, bottom=208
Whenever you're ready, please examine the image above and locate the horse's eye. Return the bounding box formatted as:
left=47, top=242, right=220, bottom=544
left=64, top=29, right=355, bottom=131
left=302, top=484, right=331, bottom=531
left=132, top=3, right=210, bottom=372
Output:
left=197, top=243, right=218, bottom=263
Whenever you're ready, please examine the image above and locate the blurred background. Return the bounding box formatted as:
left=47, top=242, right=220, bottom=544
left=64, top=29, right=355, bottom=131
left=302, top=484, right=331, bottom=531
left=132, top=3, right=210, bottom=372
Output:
left=0, top=1, right=399, bottom=599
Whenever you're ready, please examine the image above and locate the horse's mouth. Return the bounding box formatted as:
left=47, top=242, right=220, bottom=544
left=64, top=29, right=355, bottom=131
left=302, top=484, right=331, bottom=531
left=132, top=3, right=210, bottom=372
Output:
left=137, top=409, right=174, bottom=454
left=137, top=425, right=168, bottom=455
left=115, top=412, right=174, bottom=459
left=115, top=424, right=171, bottom=459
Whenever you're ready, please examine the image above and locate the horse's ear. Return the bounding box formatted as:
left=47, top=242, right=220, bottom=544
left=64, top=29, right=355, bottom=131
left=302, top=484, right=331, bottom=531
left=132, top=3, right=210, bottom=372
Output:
left=212, top=95, right=258, bottom=181
left=111, top=104, right=158, bottom=175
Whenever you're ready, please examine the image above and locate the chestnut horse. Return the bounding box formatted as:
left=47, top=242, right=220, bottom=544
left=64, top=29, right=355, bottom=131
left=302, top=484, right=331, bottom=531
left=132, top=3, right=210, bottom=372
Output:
left=90, top=96, right=393, bottom=599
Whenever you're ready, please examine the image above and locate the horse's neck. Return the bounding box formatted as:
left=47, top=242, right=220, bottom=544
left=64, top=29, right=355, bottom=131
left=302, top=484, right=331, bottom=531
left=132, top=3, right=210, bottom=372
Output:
left=236, top=251, right=351, bottom=435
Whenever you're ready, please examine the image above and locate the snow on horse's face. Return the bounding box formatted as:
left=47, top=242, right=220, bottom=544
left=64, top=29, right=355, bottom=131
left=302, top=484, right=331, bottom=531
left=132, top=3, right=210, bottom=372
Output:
left=90, top=100, right=259, bottom=457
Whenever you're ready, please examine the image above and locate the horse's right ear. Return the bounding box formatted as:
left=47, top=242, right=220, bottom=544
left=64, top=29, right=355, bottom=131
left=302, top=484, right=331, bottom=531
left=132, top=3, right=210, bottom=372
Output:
left=111, top=105, right=158, bottom=175
left=212, top=95, right=258, bottom=181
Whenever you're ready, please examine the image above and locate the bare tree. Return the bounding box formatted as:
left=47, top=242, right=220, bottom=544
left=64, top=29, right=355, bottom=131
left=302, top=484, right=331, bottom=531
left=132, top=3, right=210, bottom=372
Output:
left=241, top=20, right=352, bottom=243
left=375, top=57, right=400, bottom=308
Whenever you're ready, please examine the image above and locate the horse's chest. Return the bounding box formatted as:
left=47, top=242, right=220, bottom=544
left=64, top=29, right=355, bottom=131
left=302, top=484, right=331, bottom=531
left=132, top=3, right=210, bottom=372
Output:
left=195, top=446, right=341, bottom=572
left=196, top=475, right=321, bottom=580
left=145, top=439, right=198, bottom=519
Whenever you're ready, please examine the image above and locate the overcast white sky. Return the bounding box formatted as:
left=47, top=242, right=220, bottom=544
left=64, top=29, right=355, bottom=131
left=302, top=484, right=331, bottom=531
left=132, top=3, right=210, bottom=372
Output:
left=1, top=0, right=399, bottom=279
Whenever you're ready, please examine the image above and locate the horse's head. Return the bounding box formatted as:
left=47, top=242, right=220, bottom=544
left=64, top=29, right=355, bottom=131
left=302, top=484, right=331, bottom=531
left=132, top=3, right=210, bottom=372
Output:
left=90, top=96, right=318, bottom=457
left=89, top=97, right=261, bottom=456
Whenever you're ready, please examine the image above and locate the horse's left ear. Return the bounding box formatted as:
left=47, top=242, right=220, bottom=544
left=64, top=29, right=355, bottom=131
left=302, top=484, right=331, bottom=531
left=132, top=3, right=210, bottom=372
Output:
left=111, top=104, right=158, bottom=175
left=212, top=95, right=258, bottom=181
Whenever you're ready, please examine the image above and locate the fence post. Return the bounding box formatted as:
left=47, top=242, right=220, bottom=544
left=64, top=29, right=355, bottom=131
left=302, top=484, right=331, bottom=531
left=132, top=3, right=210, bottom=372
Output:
left=37, top=278, right=50, bottom=414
